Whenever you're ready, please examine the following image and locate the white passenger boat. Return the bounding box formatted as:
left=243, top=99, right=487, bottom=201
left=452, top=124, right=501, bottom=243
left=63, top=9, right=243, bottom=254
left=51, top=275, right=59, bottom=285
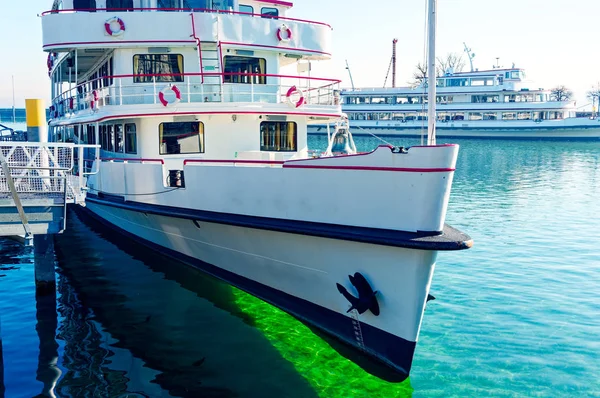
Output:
left=309, top=67, right=600, bottom=139
left=41, top=0, right=471, bottom=377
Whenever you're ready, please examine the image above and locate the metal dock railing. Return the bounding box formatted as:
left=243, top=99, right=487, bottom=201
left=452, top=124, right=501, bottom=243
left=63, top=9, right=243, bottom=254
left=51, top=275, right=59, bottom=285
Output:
left=0, top=142, right=100, bottom=241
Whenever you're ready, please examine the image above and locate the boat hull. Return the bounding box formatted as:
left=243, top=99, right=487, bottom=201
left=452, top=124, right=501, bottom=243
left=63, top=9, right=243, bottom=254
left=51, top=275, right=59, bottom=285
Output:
left=82, top=198, right=445, bottom=376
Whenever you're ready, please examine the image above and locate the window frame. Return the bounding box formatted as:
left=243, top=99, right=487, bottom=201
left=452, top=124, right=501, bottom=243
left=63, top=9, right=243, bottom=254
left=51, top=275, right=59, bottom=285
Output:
left=260, top=121, right=297, bottom=152
left=159, top=121, right=205, bottom=155
left=223, top=55, right=267, bottom=84
left=125, top=123, right=137, bottom=154
left=133, top=54, right=184, bottom=83
left=239, top=4, right=253, bottom=14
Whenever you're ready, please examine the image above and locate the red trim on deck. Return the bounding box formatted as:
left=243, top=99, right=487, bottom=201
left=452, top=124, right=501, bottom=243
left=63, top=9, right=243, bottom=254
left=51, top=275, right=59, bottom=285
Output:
left=184, top=159, right=284, bottom=166
left=219, top=41, right=331, bottom=56
left=50, top=110, right=342, bottom=126
left=281, top=164, right=456, bottom=172
left=101, top=157, right=164, bottom=164
left=43, top=39, right=195, bottom=49
left=257, top=0, right=294, bottom=7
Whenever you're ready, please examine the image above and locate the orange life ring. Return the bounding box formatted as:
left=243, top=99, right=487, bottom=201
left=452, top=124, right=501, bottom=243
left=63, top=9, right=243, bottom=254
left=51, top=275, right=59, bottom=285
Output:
left=286, top=86, right=305, bottom=108
left=105, top=17, right=126, bottom=36
left=158, top=85, right=181, bottom=107
left=277, top=24, right=292, bottom=42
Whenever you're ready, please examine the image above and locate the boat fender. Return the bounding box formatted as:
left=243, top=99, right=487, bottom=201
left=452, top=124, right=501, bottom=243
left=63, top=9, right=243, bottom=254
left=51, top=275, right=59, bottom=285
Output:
left=69, top=97, right=74, bottom=110
left=158, top=85, right=182, bottom=107
left=90, top=90, right=99, bottom=111
left=336, top=272, right=380, bottom=316
left=276, top=24, right=292, bottom=42
left=286, top=86, right=305, bottom=108
left=105, top=17, right=126, bottom=36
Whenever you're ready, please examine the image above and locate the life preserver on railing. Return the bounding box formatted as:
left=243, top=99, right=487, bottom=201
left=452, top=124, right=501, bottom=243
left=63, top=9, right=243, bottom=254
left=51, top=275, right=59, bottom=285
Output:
left=90, top=90, right=99, bottom=111
left=286, top=86, right=305, bottom=108
left=46, top=52, right=57, bottom=77
left=276, top=24, right=292, bottom=42
left=158, top=85, right=182, bottom=107
left=104, top=16, right=126, bottom=36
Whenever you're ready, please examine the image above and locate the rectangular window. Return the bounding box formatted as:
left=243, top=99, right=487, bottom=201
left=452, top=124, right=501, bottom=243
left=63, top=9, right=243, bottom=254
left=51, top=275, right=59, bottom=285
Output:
left=239, top=4, right=253, bottom=13
left=133, top=54, right=184, bottom=83
left=483, top=112, right=497, bottom=120
left=87, top=125, right=96, bottom=145
left=260, top=122, right=297, bottom=152
left=469, top=112, right=483, bottom=121
left=517, top=112, right=531, bottom=120
left=159, top=122, right=204, bottom=155
left=115, top=124, right=124, bottom=152
left=502, top=112, right=517, bottom=120
left=108, top=125, right=115, bottom=152
left=183, top=0, right=210, bottom=9
left=157, top=0, right=180, bottom=9
left=106, top=0, right=133, bottom=10
left=223, top=56, right=266, bottom=84
left=125, top=123, right=137, bottom=154
left=73, top=0, right=96, bottom=11
left=260, top=7, right=278, bottom=18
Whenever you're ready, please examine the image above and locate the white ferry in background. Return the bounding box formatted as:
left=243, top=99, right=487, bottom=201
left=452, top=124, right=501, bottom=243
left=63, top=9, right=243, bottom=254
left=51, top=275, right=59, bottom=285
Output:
left=309, top=67, right=600, bottom=139
left=41, top=0, right=471, bottom=378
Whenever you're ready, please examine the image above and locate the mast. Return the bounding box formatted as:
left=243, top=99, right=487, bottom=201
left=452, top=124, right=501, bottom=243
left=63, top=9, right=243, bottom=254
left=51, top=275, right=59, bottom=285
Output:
left=463, top=42, right=475, bottom=72
left=12, top=75, right=16, bottom=124
left=392, top=38, right=398, bottom=88
left=345, top=59, right=355, bottom=90
left=427, top=0, right=437, bottom=145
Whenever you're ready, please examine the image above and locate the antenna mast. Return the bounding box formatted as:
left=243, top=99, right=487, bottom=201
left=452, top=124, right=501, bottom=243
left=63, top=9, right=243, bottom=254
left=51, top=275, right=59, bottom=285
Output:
left=463, top=42, right=475, bottom=72
left=345, top=59, right=355, bottom=90
left=392, top=38, right=398, bottom=88
left=427, top=0, right=437, bottom=146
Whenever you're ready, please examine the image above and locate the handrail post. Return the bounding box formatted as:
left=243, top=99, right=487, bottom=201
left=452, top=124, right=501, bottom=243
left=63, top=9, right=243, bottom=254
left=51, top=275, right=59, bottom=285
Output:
left=187, top=78, right=191, bottom=103
left=78, top=146, right=84, bottom=196
left=251, top=78, right=254, bottom=103
left=153, top=76, right=157, bottom=104
left=119, top=78, right=123, bottom=106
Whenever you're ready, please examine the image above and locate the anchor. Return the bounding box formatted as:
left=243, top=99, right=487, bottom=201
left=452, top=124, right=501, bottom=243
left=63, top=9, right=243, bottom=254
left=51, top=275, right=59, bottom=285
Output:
left=336, top=272, right=380, bottom=316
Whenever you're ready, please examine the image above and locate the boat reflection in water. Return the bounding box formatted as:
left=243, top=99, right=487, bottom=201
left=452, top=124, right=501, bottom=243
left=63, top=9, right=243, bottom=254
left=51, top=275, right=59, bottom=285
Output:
left=53, top=209, right=413, bottom=397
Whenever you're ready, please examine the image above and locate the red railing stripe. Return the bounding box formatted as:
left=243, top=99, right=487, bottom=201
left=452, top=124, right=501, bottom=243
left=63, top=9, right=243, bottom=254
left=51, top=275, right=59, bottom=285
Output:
left=281, top=165, right=456, bottom=172
left=41, top=7, right=331, bottom=28
left=184, top=159, right=284, bottom=166
left=101, top=157, right=164, bottom=164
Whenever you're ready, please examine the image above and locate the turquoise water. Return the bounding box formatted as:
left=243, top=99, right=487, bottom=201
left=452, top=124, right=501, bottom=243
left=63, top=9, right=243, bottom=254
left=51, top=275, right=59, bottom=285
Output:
left=1, top=136, right=600, bottom=397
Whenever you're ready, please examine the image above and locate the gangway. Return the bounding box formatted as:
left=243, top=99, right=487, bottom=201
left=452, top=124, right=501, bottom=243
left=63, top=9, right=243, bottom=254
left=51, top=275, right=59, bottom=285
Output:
left=0, top=142, right=100, bottom=242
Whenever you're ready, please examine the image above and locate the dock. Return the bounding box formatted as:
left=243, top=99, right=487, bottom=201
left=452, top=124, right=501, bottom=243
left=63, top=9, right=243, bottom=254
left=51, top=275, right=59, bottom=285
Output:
left=0, top=141, right=98, bottom=242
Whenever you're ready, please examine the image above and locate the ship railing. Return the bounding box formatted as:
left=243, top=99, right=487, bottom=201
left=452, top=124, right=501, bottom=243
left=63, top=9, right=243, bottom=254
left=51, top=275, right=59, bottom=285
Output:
left=50, top=73, right=341, bottom=117
left=41, top=8, right=332, bottom=29
left=0, top=143, right=100, bottom=205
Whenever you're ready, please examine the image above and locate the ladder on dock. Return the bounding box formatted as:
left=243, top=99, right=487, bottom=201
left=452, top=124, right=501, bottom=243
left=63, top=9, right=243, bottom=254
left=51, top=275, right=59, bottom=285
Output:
left=0, top=142, right=100, bottom=241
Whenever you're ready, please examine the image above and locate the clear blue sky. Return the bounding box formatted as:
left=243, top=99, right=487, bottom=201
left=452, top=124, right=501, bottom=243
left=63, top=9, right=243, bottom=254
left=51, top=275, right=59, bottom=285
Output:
left=1, top=0, right=599, bottom=108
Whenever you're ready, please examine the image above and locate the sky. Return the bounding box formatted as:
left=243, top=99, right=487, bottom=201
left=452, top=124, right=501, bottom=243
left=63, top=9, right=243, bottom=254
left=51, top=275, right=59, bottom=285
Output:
left=1, top=0, right=600, bottom=108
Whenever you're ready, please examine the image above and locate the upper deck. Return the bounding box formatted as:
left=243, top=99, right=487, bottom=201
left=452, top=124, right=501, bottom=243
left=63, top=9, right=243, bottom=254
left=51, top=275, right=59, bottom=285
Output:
left=42, top=1, right=332, bottom=60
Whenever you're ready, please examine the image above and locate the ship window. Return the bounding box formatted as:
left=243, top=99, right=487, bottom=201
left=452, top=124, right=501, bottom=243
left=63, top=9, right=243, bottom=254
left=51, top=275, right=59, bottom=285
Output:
left=125, top=123, right=137, bottom=154
left=483, top=112, right=497, bottom=120
left=159, top=122, right=205, bottom=155
left=157, top=0, right=180, bottom=9
left=469, top=112, right=483, bottom=121
left=260, top=122, right=297, bottom=152
left=115, top=124, right=124, bottom=153
left=73, top=0, right=96, bottom=11
left=239, top=4, right=253, bottom=13
left=106, top=0, right=133, bottom=10
left=260, top=7, right=279, bottom=18
left=518, top=112, right=531, bottom=120
left=502, top=112, right=517, bottom=120
left=133, top=54, right=184, bottom=83
left=183, top=0, right=210, bottom=9
left=223, top=56, right=266, bottom=84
